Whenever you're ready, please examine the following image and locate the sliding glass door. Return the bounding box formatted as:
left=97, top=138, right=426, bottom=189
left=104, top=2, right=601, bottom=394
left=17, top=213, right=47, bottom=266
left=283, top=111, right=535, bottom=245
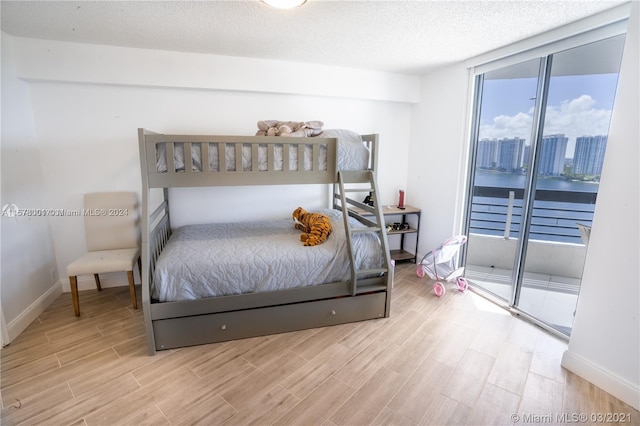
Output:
left=463, top=35, right=625, bottom=336
left=464, top=59, right=542, bottom=302
left=516, top=36, right=625, bottom=334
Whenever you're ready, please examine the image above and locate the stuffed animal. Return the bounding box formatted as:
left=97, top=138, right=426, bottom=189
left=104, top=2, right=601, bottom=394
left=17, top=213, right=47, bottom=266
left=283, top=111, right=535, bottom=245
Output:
left=256, top=120, right=324, bottom=137
left=292, top=207, right=332, bottom=246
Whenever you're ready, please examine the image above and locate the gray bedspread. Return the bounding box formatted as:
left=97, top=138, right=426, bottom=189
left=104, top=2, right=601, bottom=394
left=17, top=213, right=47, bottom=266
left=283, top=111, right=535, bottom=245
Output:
left=153, top=209, right=384, bottom=301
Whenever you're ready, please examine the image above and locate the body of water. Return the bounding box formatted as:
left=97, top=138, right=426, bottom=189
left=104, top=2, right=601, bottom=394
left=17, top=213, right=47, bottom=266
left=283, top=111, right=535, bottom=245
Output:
left=474, top=169, right=599, bottom=193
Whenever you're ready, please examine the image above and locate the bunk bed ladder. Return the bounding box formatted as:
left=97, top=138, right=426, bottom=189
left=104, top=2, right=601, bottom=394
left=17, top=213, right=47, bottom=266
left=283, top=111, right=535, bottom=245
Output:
left=336, top=170, right=393, bottom=296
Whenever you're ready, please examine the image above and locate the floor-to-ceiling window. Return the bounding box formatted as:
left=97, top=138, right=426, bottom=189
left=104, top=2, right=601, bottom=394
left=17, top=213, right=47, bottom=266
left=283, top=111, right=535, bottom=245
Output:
left=463, top=32, right=626, bottom=337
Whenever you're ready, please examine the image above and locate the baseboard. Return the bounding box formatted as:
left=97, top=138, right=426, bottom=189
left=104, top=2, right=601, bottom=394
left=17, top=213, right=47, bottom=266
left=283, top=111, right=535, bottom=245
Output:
left=1, top=310, right=10, bottom=347
left=561, top=349, right=640, bottom=410
left=5, top=282, right=62, bottom=344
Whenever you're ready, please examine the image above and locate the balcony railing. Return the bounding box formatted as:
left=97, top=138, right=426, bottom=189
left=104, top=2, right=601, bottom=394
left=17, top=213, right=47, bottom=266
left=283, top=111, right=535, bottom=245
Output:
left=470, top=186, right=596, bottom=244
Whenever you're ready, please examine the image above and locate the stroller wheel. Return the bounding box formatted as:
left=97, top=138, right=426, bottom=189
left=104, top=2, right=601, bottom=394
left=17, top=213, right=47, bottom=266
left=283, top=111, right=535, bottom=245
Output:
left=433, top=281, right=445, bottom=297
left=416, top=265, right=425, bottom=278
left=456, top=277, right=469, bottom=292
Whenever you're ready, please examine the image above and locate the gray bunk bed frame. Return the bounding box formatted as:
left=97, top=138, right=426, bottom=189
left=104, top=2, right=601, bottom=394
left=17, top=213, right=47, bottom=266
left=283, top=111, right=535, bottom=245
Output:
left=138, top=128, right=393, bottom=354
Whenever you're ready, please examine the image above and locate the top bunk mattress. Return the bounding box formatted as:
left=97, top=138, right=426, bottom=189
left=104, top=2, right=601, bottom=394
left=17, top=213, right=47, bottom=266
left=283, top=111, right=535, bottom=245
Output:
left=155, top=129, right=371, bottom=174
left=153, top=208, right=384, bottom=302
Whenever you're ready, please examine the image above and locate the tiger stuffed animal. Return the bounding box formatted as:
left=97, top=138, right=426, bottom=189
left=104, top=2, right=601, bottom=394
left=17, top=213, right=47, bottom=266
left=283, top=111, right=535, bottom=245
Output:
left=292, top=207, right=333, bottom=246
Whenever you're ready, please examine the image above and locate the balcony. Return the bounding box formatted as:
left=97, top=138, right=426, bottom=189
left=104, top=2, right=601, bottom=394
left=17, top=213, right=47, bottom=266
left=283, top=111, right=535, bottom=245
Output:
left=470, top=185, right=596, bottom=243
left=465, top=186, right=593, bottom=335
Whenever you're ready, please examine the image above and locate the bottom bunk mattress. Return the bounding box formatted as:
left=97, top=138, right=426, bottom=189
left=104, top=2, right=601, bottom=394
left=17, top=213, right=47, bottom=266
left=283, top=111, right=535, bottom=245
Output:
left=153, top=209, right=384, bottom=301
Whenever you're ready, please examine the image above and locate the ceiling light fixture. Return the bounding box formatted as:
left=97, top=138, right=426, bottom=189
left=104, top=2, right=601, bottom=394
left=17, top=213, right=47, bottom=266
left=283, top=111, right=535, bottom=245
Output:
left=261, top=0, right=307, bottom=9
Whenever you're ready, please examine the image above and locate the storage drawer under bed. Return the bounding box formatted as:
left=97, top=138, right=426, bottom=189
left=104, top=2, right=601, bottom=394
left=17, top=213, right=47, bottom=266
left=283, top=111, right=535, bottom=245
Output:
left=152, top=291, right=387, bottom=350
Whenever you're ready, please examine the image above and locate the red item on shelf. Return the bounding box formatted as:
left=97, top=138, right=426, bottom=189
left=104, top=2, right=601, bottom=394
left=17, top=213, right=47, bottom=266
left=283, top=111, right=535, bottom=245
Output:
left=398, top=190, right=405, bottom=209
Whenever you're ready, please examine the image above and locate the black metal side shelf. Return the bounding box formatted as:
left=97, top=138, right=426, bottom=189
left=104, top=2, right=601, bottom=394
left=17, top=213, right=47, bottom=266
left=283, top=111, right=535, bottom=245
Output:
left=350, top=204, right=421, bottom=263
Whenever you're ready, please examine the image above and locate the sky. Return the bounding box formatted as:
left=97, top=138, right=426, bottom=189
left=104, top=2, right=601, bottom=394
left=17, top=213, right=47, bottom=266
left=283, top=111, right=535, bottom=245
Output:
left=478, top=73, right=620, bottom=157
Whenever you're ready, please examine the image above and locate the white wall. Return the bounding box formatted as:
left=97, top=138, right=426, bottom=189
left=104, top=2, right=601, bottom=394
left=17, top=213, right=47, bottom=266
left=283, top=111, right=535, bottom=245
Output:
left=1, top=33, right=60, bottom=342
left=7, top=36, right=415, bottom=294
left=12, top=37, right=420, bottom=104
left=407, top=64, right=470, bottom=254
left=409, top=5, right=639, bottom=409
left=561, top=2, right=639, bottom=410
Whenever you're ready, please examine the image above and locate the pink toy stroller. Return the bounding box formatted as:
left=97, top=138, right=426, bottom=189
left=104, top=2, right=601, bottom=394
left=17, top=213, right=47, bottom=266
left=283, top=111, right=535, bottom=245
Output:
left=416, top=235, right=469, bottom=297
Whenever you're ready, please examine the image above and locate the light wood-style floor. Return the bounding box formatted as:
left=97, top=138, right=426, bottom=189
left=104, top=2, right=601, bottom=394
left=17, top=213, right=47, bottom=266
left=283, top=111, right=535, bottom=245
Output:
left=1, top=263, right=638, bottom=425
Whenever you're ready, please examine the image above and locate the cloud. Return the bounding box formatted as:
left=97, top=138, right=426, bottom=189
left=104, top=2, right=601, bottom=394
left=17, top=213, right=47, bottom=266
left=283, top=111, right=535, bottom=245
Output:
left=478, top=94, right=612, bottom=155
left=480, top=111, right=532, bottom=140
left=543, top=95, right=612, bottom=141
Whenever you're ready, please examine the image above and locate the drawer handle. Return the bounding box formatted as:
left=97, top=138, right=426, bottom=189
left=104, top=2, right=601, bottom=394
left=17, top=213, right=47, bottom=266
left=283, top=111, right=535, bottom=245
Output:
left=331, top=310, right=336, bottom=316
left=221, top=324, right=227, bottom=330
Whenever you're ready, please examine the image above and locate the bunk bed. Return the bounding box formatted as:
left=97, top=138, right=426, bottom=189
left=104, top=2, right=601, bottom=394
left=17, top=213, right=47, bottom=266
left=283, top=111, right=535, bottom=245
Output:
left=138, top=128, right=393, bottom=354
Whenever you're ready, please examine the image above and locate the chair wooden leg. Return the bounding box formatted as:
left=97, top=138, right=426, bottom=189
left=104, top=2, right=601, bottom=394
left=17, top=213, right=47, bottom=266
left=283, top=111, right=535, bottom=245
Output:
left=94, top=274, right=102, bottom=291
left=69, top=276, right=80, bottom=317
left=127, top=270, right=138, bottom=310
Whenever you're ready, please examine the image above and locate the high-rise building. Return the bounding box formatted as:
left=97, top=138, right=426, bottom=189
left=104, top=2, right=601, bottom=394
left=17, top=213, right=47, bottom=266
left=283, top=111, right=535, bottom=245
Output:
left=496, top=137, right=525, bottom=171
left=573, top=135, right=607, bottom=175
left=523, top=145, right=531, bottom=168
left=538, top=134, right=568, bottom=176
left=477, top=139, right=498, bottom=168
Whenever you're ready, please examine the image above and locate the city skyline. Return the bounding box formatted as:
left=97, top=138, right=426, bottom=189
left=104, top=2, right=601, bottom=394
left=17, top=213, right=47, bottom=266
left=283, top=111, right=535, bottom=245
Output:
left=478, top=72, right=618, bottom=158
left=478, top=133, right=607, bottom=176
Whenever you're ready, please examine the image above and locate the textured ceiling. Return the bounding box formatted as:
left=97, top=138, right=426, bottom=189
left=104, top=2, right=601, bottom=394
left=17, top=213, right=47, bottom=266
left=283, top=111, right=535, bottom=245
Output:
left=0, top=0, right=626, bottom=75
